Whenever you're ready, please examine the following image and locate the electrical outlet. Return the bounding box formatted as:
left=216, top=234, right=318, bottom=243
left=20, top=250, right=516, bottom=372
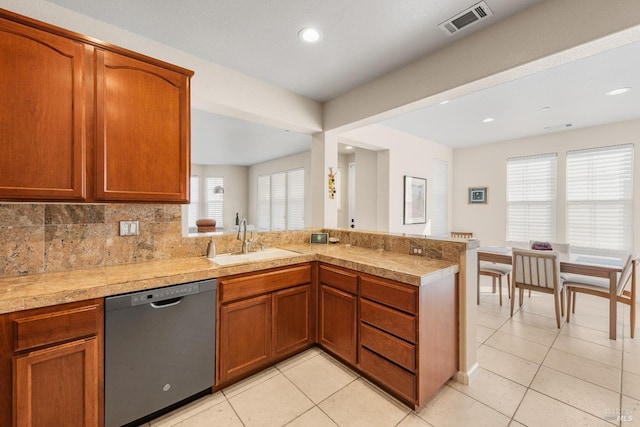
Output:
left=119, top=220, right=140, bottom=236
left=409, top=243, right=424, bottom=256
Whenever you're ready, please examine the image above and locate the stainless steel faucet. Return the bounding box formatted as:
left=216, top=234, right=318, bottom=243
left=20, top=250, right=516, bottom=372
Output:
left=236, top=217, right=253, bottom=254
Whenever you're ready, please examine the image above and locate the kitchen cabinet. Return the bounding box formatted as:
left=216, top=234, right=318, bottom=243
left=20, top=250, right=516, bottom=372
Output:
left=94, top=49, right=190, bottom=202
left=216, top=264, right=314, bottom=386
left=0, top=299, right=104, bottom=427
left=359, top=272, right=457, bottom=408
left=0, top=9, right=192, bottom=203
left=318, top=264, right=358, bottom=366
left=0, top=14, right=89, bottom=201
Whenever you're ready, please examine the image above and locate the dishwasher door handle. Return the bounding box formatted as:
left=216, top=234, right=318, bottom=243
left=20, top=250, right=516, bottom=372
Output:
left=150, top=297, right=183, bottom=309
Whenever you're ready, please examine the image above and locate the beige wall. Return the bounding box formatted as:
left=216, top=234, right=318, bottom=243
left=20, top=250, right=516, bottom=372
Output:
left=452, top=118, right=640, bottom=252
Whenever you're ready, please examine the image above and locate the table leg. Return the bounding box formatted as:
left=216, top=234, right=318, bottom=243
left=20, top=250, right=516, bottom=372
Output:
left=609, top=271, right=617, bottom=340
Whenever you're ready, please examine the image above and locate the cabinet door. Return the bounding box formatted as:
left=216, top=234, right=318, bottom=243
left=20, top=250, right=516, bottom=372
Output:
left=272, top=284, right=311, bottom=358
left=95, top=49, right=190, bottom=202
left=319, top=285, right=357, bottom=365
left=0, top=17, right=88, bottom=201
left=13, top=338, right=99, bottom=427
left=218, top=295, right=271, bottom=384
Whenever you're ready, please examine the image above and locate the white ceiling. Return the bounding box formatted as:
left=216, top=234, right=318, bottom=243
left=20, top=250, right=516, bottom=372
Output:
left=43, top=0, right=640, bottom=162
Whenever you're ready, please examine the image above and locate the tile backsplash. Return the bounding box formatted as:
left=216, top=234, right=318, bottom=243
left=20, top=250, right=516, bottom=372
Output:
left=0, top=203, right=471, bottom=278
left=0, top=203, right=200, bottom=276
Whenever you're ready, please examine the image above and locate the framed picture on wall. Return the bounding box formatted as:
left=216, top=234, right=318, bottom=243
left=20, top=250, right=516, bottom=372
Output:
left=468, top=187, right=488, bottom=204
left=403, top=176, right=427, bottom=224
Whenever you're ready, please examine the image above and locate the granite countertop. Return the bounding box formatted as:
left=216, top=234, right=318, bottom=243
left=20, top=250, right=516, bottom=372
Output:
left=0, top=243, right=458, bottom=315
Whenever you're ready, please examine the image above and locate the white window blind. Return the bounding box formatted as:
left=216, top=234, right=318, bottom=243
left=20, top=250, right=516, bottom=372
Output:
left=287, top=168, right=305, bottom=230
left=187, top=176, right=199, bottom=229
left=257, top=175, right=271, bottom=231
left=271, top=172, right=286, bottom=231
left=431, top=159, right=448, bottom=236
left=205, top=177, right=224, bottom=228
left=567, top=144, right=633, bottom=253
left=507, top=153, right=557, bottom=242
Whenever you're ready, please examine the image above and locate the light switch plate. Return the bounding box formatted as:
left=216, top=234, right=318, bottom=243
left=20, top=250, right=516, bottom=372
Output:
left=119, top=220, right=139, bottom=236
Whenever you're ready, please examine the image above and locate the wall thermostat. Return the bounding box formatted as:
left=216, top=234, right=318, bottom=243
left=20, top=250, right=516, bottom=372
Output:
left=310, top=233, right=328, bottom=244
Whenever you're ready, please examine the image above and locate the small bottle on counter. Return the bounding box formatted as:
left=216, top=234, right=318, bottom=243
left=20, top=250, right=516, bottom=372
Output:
left=235, top=212, right=239, bottom=226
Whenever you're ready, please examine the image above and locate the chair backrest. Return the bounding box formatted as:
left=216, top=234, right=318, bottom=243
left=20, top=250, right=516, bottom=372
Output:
left=512, top=248, right=561, bottom=291
left=529, top=241, right=570, bottom=254
left=451, top=231, right=473, bottom=239
left=616, top=255, right=638, bottom=295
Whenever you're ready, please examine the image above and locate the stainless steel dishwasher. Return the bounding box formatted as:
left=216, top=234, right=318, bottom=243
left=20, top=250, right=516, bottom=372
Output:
left=104, top=279, right=216, bottom=427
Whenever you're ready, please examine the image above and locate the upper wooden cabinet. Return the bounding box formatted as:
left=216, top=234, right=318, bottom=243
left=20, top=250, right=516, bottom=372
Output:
left=0, top=17, right=89, bottom=201
left=94, top=49, right=190, bottom=202
left=0, top=9, right=192, bottom=203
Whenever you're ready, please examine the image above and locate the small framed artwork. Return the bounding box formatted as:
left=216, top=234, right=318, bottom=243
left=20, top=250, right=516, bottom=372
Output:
left=468, top=187, right=488, bottom=204
left=403, top=176, right=427, bottom=224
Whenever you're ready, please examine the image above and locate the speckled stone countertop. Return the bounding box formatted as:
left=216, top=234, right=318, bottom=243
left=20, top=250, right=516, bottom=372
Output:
left=0, top=243, right=458, bottom=315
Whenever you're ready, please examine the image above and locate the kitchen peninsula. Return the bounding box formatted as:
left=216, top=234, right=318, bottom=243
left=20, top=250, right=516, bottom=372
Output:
left=0, top=228, right=476, bottom=424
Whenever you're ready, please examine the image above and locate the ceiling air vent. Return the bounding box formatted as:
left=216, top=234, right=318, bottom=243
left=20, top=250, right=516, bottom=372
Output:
left=439, top=1, right=494, bottom=36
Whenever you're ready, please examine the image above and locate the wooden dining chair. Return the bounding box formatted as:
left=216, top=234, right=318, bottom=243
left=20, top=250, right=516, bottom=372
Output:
left=565, top=255, right=637, bottom=338
left=479, top=262, right=511, bottom=306
left=511, top=249, right=565, bottom=328
left=451, top=231, right=474, bottom=239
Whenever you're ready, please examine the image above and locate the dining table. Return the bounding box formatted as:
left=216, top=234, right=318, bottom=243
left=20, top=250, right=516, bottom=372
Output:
left=477, top=246, right=623, bottom=340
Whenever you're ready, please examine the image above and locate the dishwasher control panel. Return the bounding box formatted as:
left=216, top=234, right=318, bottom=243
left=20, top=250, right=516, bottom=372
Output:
left=130, top=283, right=200, bottom=306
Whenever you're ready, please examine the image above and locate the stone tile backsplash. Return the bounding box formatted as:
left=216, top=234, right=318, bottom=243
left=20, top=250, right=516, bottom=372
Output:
left=0, top=203, right=471, bottom=277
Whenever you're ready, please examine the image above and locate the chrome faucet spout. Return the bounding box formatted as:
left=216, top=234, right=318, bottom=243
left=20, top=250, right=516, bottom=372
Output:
left=237, top=218, right=250, bottom=254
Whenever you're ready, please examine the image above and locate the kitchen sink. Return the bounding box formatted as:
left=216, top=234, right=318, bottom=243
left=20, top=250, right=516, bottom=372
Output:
left=212, top=248, right=300, bottom=266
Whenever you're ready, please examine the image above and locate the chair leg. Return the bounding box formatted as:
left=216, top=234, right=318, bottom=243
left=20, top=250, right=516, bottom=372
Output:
left=498, top=275, right=503, bottom=306
left=572, top=291, right=576, bottom=314
left=492, top=277, right=496, bottom=294
left=519, top=288, right=524, bottom=306
left=510, top=285, right=516, bottom=317
left=631, top=298, right=636, bottom=339
left=553, top=291, right=561, bottom=329
left=560, top=288, right=565, bottom=317
left=477, top=274, right=480, bottom=305
left=566, top=288, right=572, bottom=323
left=507, top=274, right=511, bottom=299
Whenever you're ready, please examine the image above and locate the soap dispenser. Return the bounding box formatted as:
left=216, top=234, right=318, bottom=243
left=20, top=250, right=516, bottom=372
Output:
left=235, top=212, right=239, bottom=226
left=206, top=237, right=216, bottom=259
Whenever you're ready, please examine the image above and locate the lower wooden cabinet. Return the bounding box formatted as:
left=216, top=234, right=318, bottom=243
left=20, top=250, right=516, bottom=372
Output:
left=13, top=338, right=99, bottom=427
left=318, top=284, right=357, bottom=365
left=0, top=299, right=104, bottom=427
left=272, top=285, right=312, bottom=358
left=216, top=264, right=314, bottom=387
left=318, top=264, right=358, bottom=366
left=218, top=294, right=271, bottom=384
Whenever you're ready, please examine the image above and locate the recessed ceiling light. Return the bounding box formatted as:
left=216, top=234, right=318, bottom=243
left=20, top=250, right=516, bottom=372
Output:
left=345, top=146, right=353, bottom=150
left=298, top=28, right=321, bottom=43
left=541, top=106, right=551, bottom=111
left=606, top=87, right=631, bottom=96
left=439, top=100, right=449, bottom=105
left=482, top=117, right=494, bottom=123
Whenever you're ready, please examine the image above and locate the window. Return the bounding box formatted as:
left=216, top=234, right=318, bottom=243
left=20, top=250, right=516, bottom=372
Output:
left=431, top=159, right=448, bottom=236
left=506, top=153, right=557, bottom=242
left=186, top=175, right=223, bottom=231
left=287, top=168, right=305, bottom=230
left=257, top=168, right=305, bottom=231
left=205, top=177, right=224, bottom=228
left=566, top=144, right=633, bottom=253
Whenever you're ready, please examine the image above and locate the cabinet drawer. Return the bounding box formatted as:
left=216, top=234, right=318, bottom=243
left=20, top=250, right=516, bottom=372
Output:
left=359, top=347, right=416, bottom=402
left=220, top=264, right=312, bottom=303
left=13, top=304, right=100, bottom=352
left=360, top=275, right=417, bottom=314
left=319, top=264, right=358, bottom=295
left=360, top=299, right=416, bottom=343
left=360, top=323, right=415, bottom=371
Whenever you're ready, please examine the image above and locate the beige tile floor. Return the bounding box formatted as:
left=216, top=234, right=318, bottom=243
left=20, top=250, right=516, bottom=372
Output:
left=144, top=278, right=639, bottom=427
